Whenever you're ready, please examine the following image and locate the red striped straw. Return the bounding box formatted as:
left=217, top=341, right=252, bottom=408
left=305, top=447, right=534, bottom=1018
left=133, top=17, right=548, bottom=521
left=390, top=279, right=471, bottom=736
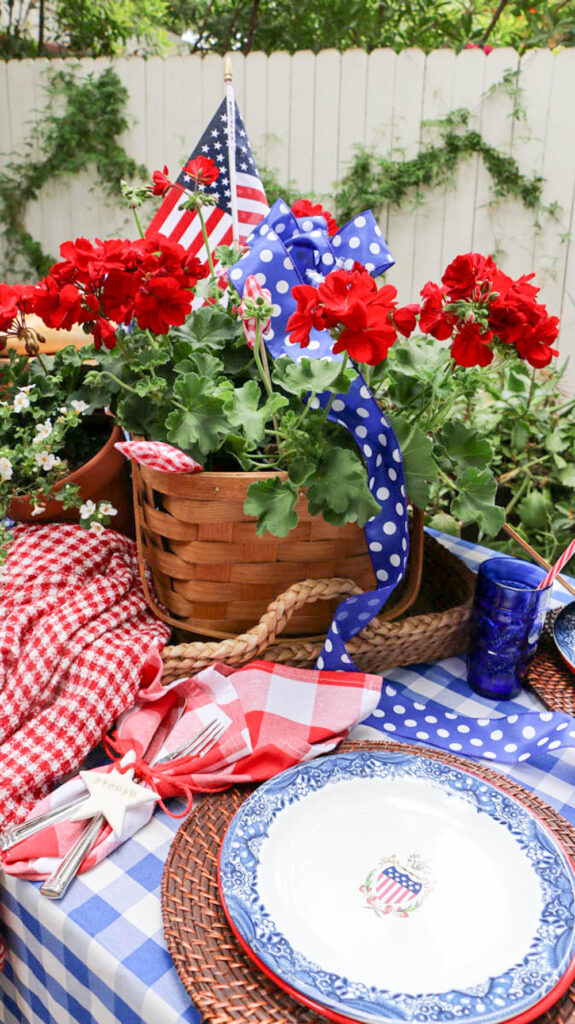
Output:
left=538, top=536, right=575, bottom=590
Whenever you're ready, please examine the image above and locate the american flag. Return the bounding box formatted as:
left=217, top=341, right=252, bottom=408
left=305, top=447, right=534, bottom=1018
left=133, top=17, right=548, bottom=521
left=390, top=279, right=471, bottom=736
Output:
left=376, top=865, right=422, bottom=908
left=147, top=97, right=268, bottom=260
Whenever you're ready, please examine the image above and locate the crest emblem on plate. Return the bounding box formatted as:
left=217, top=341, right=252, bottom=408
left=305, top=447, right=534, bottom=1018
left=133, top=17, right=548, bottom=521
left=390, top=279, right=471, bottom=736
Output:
left=360, top=854, right=434, bottom=918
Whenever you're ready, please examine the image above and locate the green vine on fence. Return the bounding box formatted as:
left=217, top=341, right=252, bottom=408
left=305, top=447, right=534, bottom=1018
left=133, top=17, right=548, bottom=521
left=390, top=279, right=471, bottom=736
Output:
left=334, top=107, right=556, bottom=227
left=0, top=66, right=147, bottom=279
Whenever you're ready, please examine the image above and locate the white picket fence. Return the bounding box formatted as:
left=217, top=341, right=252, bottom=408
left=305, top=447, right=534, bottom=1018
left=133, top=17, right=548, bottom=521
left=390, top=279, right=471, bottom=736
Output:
left=1, top=48, right=575, bottom=392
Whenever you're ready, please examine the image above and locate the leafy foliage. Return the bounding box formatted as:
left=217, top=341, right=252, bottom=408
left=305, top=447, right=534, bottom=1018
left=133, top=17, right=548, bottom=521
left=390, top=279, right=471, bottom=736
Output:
left=335, top=108, right=550, bottom=227
left=166, top=0, right=575, bottom=55
left=0, top=67, right=146, bottom=279
left=372, top=335, right=575, bottom=573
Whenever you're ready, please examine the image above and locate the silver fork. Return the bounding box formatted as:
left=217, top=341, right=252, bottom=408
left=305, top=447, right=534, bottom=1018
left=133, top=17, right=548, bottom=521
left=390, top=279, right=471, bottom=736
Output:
left=0, top=716, right=223, bottom=851
left=40, top=718, right=225, bottom=900
left=0, top=719, right=223, bottom=854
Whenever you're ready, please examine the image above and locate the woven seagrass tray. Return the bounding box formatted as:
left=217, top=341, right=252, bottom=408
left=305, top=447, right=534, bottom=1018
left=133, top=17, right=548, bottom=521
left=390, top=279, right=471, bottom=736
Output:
left=162, top=634, right=575, bottom=1024
left=160, top=531, right=474, bottom=682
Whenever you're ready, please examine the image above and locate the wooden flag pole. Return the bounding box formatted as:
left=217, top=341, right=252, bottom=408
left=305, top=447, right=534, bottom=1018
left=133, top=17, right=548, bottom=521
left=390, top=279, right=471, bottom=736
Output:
left=224, top=55, right=240, bottom=247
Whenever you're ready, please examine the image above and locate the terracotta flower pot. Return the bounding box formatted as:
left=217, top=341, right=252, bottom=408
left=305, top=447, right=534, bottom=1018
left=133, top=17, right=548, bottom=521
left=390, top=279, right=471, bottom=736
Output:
left=8, top=421, right=134, bottom=538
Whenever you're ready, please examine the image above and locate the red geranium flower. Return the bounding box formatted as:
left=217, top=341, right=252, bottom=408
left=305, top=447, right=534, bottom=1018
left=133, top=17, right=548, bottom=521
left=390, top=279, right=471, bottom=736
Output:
left=442, top=252, right=497, bottom=300
left=31, top=278, right=86, bottom=330
left=450, top=322, right=494, bottom=367
left=93, top=317, right=118, bottom=351
left=291, top=199, right=339, bottom=237
left=152, top=165, right=172, bottom=197
left=134, top=276, right=194, bottom=334
left=418, top=282, right=455, bottom=340
left=0, top=284, right=24, bottom=333
left=184, top=156, right=219, bottom=187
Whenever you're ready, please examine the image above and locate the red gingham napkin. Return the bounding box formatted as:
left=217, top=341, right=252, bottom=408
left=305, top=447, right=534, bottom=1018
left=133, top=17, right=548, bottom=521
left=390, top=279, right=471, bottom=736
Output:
left=2, top=656, right=382, bottom=880
left=0, top=523, right=171, bottom=829
left=115, top=440, right=203, bottom=473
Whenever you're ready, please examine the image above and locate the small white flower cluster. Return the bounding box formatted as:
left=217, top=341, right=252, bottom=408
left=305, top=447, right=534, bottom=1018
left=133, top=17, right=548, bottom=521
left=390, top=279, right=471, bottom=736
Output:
left=79, top=499, right=118, bottom=536
left=0, top=456, right=13, bottom=481
left=33, top=419, right=53, bottom=444
left=34, top=450, right=62, bottom=472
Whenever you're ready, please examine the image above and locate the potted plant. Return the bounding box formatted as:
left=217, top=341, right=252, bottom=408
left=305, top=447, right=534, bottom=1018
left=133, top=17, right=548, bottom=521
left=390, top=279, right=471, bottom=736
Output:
left=0, top=163, right=564, bottom=633
left=0, top=307, right=134, bottom=554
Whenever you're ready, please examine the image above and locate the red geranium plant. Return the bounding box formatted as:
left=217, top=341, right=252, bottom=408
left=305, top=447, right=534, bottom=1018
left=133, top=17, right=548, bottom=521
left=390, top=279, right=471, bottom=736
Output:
left=0, top=162, right=565, bottom=542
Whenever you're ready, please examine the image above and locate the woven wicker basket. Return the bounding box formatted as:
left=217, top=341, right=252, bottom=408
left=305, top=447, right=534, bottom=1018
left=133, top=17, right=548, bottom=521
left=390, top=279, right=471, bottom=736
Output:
left=132, top=463, right=425, bottom=639
left=161, top=532, right=474, bottom=681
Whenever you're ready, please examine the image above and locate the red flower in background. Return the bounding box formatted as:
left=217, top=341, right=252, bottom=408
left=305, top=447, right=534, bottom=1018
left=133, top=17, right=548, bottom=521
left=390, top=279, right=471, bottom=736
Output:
left=417, top=252, right=559, bottom=369
left=134, top=276, right=194, bottom=334
left=184, top=156, right=219, bottom=187
left=151, top=165, right=172, bottom=197
left=291, top=199, right=339, bottom=237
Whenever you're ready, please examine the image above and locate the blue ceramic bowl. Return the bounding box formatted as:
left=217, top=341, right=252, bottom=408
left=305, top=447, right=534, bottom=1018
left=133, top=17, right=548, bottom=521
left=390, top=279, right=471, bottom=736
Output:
left=553, top=602, right=575, bottom=674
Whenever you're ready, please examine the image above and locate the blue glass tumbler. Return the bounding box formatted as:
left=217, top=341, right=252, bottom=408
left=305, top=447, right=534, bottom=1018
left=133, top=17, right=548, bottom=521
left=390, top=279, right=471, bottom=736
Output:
left=467, top=556, right=552, bottom=700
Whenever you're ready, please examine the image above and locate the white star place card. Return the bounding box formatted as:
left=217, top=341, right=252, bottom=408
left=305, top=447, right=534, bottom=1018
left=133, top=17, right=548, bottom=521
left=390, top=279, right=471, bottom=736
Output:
left=70, top=765, right=158, bottom=835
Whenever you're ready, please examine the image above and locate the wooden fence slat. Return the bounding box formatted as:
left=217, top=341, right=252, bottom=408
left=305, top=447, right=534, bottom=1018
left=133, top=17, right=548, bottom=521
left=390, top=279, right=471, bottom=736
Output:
left=472, top=48, right=520, bottom=262
left=289, top=50, right=316, bottom=194
left=244, top=51, right=268, bottom=172
left=411, top=49, right=457, bottom=297
left=338, top=48, right=368, bottom=185
left=265, top=50, right=291, bottom=184
left=384, top=48, right=426, bottom=302
left=312, top=48, right=341, bottom=198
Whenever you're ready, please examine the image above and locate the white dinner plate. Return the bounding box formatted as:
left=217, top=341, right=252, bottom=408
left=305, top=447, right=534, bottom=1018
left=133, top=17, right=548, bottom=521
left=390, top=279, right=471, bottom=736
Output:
left=218, top=750, right=575, bottom=1024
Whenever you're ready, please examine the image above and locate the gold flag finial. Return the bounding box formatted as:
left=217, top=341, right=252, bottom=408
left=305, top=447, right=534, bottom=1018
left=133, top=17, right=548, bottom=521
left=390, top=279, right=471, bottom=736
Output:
left=224, top=55, right=233, bottom=83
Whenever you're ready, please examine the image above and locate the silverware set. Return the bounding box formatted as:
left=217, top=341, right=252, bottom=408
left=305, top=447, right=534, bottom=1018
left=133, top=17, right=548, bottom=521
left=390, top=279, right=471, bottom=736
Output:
left=0, top=718, right=225, bottom=899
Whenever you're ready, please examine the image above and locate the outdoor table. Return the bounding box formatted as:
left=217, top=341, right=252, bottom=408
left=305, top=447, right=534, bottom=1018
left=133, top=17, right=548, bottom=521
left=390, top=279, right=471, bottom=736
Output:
left=1, top=529, right=575, bottom=1024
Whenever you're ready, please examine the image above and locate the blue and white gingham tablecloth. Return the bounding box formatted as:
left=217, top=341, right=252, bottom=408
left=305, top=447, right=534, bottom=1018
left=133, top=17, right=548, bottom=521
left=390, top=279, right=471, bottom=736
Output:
left=2, top=530, right=575, bottom=1024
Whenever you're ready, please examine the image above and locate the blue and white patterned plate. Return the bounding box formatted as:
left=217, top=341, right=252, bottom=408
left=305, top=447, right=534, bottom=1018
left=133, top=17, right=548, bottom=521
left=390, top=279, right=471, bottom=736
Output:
left=553, top=602, right=575, bottom=674
left=218, top=751, right=575, bottom=1024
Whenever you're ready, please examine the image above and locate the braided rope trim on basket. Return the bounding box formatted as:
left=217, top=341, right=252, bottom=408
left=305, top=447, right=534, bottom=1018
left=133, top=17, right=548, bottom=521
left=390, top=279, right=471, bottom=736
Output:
left=161, top=577, right=360, bottom=682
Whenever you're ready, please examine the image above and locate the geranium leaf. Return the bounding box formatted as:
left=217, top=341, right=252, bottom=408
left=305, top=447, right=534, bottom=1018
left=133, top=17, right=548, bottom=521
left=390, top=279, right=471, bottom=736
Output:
left=440, top=421, right=493, bottom=471
left=244, top=477, right=299, bottom=537
left=288, top=457, right=317, bottom=486
left=558, top=465, right=575, bottom=488
left=224, top=380, right=288, bottom=446
left=174, top=352, right=224, bottom=379
left=451, top=467, right=505, bottom=536
left=167, top=373, right=229, bottom=453
left=171, top=305, right=241, bottom=350
left=306, top=448, right=380, bottom=526
left=427, top=512, right=460, bottom=537
left=518, top=491, right=550, bottom=530
left=388, top=414, right=437, bottom=509
left=272, top=356, right=352, bottom=397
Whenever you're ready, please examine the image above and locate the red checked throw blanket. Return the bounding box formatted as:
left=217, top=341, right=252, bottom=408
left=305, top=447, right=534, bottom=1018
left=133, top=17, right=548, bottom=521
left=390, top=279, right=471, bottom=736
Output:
left=0, top=524, right=171, bottom=827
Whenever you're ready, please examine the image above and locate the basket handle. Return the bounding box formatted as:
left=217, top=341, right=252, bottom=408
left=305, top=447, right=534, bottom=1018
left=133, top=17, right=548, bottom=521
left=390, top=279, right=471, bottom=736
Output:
left=160, top=576, right=363, bottom=682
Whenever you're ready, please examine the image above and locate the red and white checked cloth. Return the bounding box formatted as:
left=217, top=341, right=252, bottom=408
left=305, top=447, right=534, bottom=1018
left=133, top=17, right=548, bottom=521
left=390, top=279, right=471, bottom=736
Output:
left=115, top=440, right=203, bottom=474
left=0, top=523, right=171, bottom=829
left=2, top=655, right=382, bottom=880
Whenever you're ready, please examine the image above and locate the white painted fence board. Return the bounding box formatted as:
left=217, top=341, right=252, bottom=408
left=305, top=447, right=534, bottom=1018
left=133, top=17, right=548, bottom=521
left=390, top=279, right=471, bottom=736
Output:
left=363, top=49, right=397, bottom=244
left=338, top=48, right=368, bottom=188
left=265, top=51, right=291, bottom=184
left=244, top=51, right=268, bottom=171
left=412, top=49, right=457, bottom=297
left=439, top=49, right=486, bottom=277
left=312, top=49, right=340, bottom=199
left=288, top=50, right=315, bottom=193
left=144, top=56, right=166, bottom=172
left=472, top=48, right=519, bottom=263
left=385, top=49, right=426, bottom=301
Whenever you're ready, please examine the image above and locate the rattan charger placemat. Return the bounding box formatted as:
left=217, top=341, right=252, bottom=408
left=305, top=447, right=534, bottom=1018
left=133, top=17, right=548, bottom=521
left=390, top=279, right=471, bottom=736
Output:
left=162, top=640, right=575, bottom=1024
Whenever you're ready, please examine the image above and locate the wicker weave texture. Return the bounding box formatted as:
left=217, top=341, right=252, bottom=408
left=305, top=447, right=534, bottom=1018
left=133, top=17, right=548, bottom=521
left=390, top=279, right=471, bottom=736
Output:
left=133, top=463, right=425, bottom=639
left=162, top=732, right=575, bottom=1024
left=160, top=532, right=474, bottom=682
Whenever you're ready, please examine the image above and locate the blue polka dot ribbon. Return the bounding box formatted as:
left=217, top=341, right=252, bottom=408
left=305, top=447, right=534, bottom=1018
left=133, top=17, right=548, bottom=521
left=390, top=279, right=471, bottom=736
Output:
left=229, top=200, right=409, bottom=673
left=362, top=681, right=575, bottom=766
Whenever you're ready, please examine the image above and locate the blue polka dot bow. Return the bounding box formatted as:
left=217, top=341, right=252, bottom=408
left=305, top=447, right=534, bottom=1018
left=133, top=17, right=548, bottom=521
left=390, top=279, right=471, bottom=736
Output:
left=229, top=199, right=409, bottom=673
